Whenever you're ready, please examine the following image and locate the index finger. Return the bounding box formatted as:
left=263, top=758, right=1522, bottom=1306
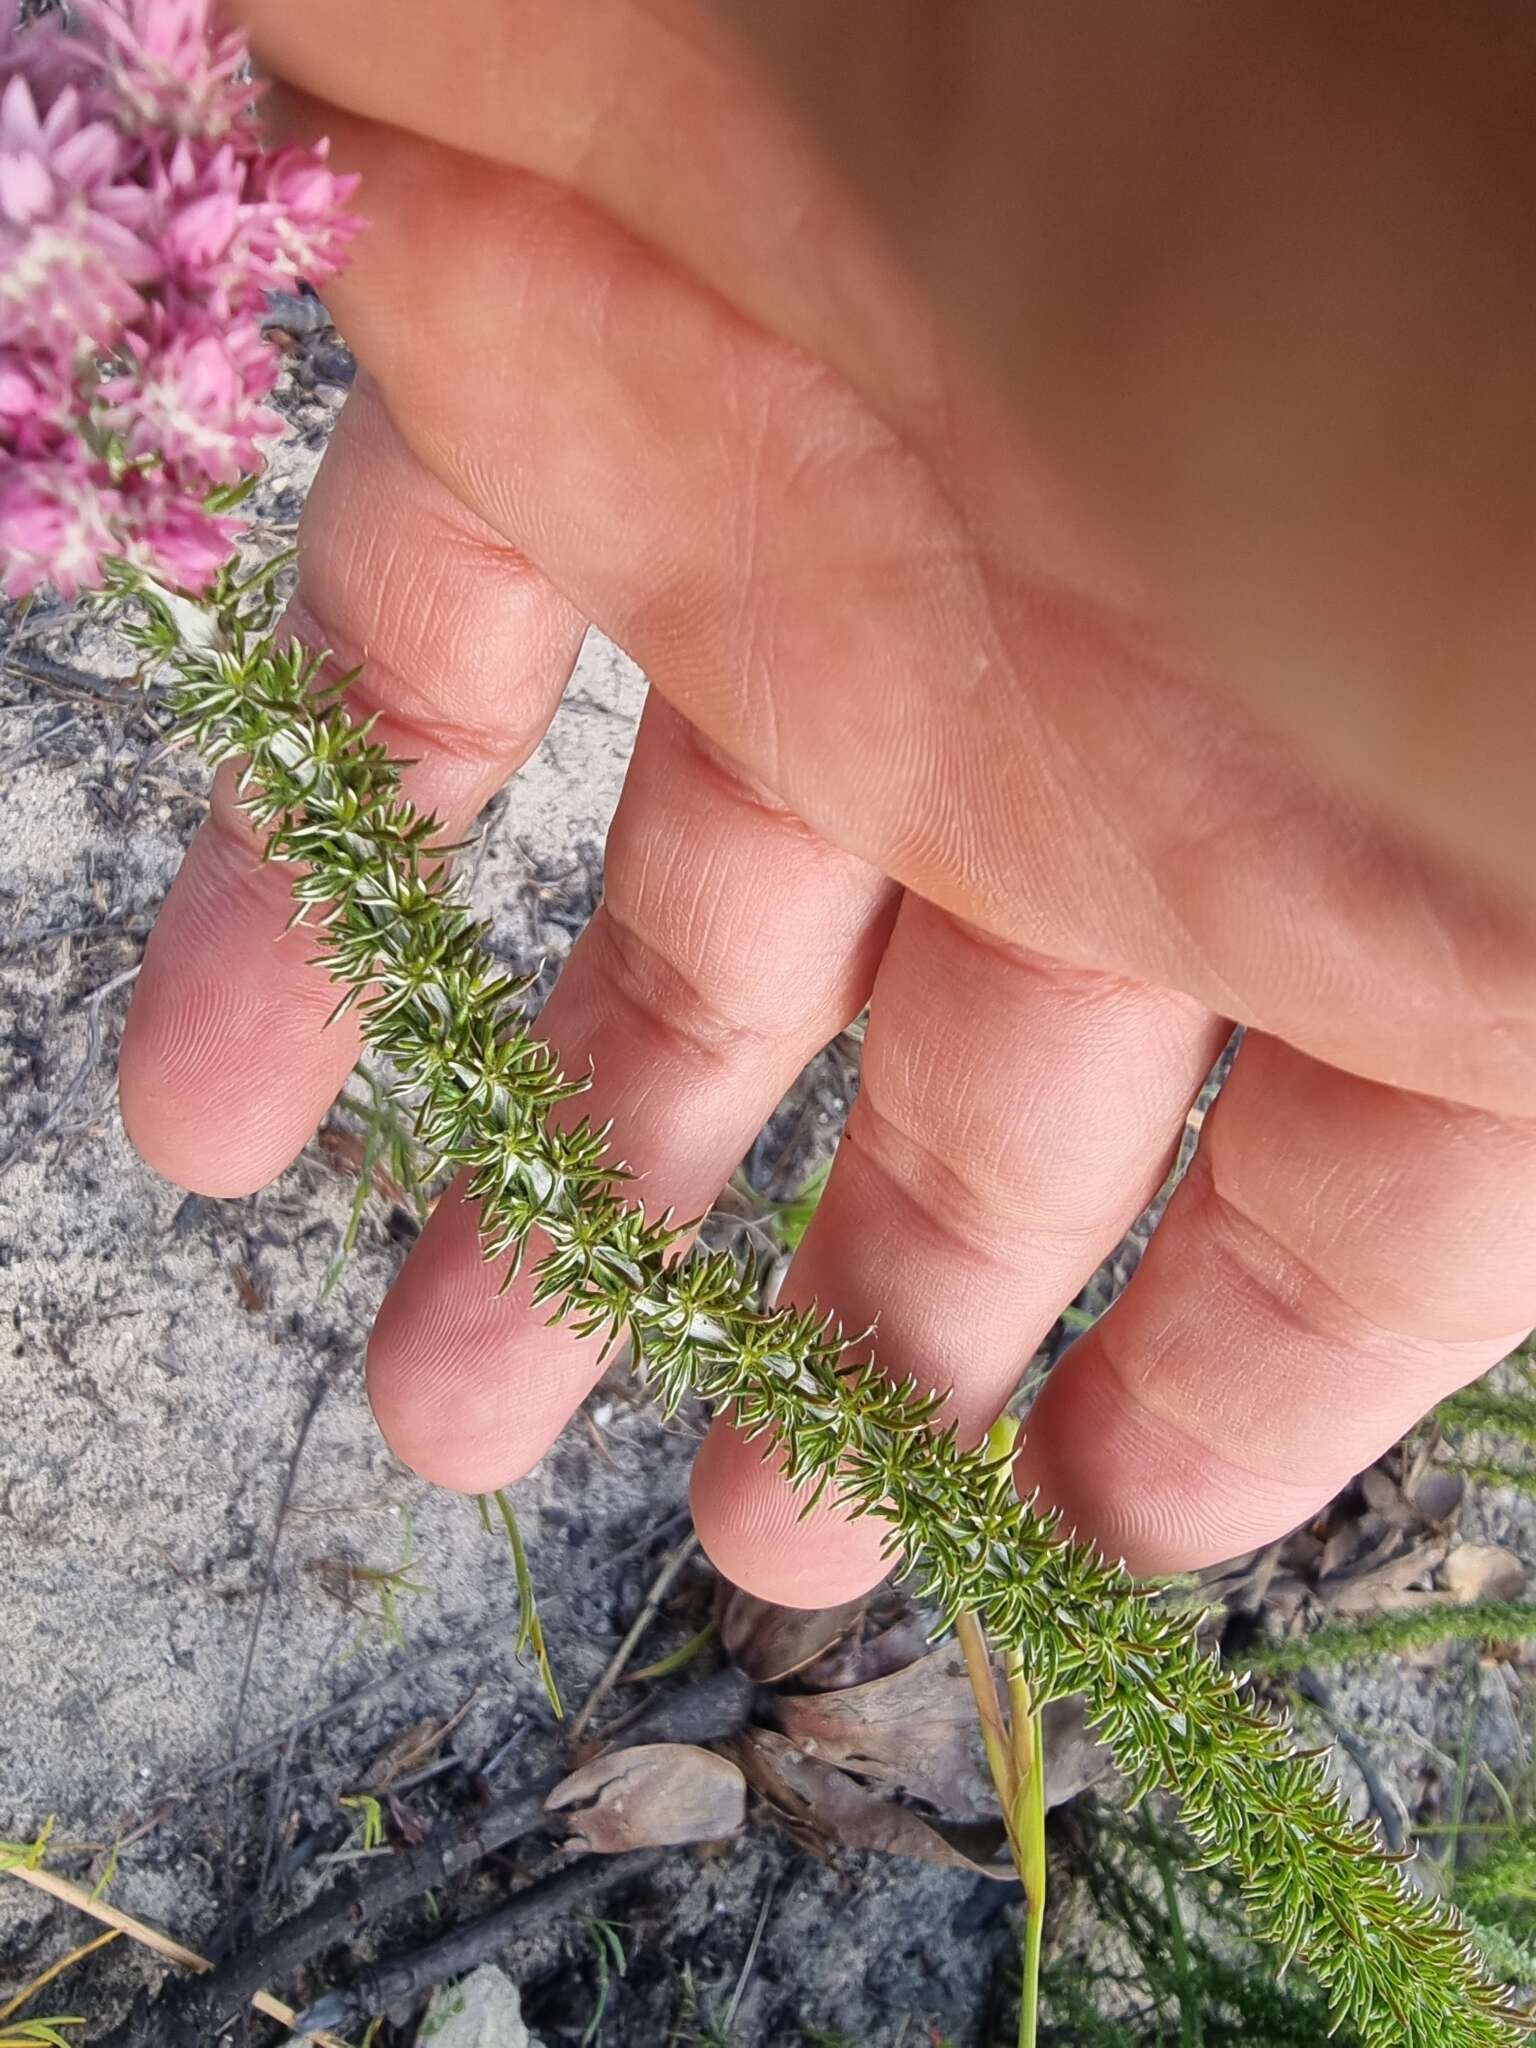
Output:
left=118, top=378, right=587, bottom=1195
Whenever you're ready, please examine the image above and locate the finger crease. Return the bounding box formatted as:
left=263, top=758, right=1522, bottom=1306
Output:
left=850, top=1090, right=1061, bottom=1269
left=1196, top=1153, right=1435, bottom=1354
left=595, top=901, right=776, bottom=1070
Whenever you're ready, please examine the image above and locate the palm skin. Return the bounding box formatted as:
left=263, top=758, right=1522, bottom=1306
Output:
left=118, top=0, right=1536, bottom=1603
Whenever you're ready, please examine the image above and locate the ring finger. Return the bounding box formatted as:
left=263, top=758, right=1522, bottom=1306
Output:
left=691, top=894, right=1223, bottom=1602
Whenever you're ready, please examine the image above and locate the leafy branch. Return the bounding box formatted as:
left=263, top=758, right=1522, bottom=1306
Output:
left=120, top=564, right=1527, bottom=2048
left=1249, top=1601, right=1536, bottom=1676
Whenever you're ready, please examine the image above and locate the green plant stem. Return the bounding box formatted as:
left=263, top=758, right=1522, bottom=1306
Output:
left=1009, top=1675, right=1047, bottom=2048
left=627, top=1622, right=718, bottom=1684
left=1150, top=1827, right=1204, bottom=2048
left=131, top=579, right=1528, bottom=2048
left=478, top=1489, right=563, bottom=1716
left=956, top=1608, right=1037, bottom=2044
left=989, top=1417, right=1048, bottom=2048
left=957, top=1609, right=1018, bottom=1815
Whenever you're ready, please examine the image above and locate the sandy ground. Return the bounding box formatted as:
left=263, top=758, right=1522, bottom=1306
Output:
left=0, top=349, right=1017, bottom=2047
left=0, top=618, right=648, bottom=1816
left=5, top=328, right=1536, bottom=2047
left=0, top=354, right=644, bottom=1954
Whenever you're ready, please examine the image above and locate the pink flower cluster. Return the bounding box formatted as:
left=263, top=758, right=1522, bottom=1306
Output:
left=0, top=0, right=359, bottom=599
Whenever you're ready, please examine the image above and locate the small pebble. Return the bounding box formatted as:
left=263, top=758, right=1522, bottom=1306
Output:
left=418, top=1964, right=544, bottom=2047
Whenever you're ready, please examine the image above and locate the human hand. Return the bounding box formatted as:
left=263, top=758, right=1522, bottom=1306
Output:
left=118, top=0, right=1536, bottom=1602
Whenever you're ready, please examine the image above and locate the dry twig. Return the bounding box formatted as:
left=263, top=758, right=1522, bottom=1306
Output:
left=1, top=1863, right=348, bottom=2048
left=570, top=1532, right=700, bottom=1742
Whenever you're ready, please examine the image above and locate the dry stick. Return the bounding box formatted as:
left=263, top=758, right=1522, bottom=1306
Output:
left=0, top=964, right=141, bottom=1180
left=6, top=709, right=81, bottom=775
left=1, top=1864, right=349, bottom=2048
left=569, top=1531, right=701, bottom=1742
left=116, top=1785, right=552, bottom=2043
left=293, top=1850, right=665, bottom=2036
left=723, top=1872, right=777, bottom=2034
left=0, top=913, right=153, bottom=958
left=119, top=1505, right=695, bottom=1846
left=1, top=647, right=146, bottom=702
left=0, top=1927, right=121, bottom=2024
left=221, top=1365, right=336, bottom=1923
left=6, top=1867, right=206, bottom=1972
left=96, top=1668, right=755, bottom=2048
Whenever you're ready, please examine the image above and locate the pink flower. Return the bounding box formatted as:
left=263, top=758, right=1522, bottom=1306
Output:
left=119, top=468, right=242, bottom=590
left=0, top=0, right=363, bottom=598
left=149, top=133, right=250, bottom=303
left=0, top=11, right=99, bottom=108
left=0, top=447, right=121, bottom=599
left=0, top=356, right=40, bottom=429
left=104, top=307, right=283, bottom=485
left=0, top=348, right=77, bottom=449
left=239, top=138, right=361, bottom=289
left=0, top=72, right=157, bottom=352
left=0, top=438, right=243, bottom=600
left=150, top=133, right=360, bottom=306
left=78, top=0, right=258, bottom=142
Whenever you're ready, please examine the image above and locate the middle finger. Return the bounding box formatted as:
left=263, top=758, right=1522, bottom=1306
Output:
left=364, top=692, right=897, bottom=1492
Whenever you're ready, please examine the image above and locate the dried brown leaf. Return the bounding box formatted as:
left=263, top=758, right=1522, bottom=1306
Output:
left=1315, top=1458, right=1464, bottom=1593
left=1359, top=1463, right=1417, bottom=1529
left=799, top=1616, right=931, bottom=1693
left=726, top=1726, right=1011, bottom=1878
left=231, top=1264, right=265, bottom=1312
left=1440, top=1543, right=1526, bottom=1604
left=1037, top=1695, right=1116, bottom=1808
left=1320, top=1533, right=1450, bottom=1618
left=362, top=1693, right=479, bottom=1792
left=719, top=1588, right=866, bottom=1684
left=770, top=1641, right=995, bottom=1819
left=769, top=1642, right=1109, bottom=1818
left=1407, top=1465, right=1465, bottom=1525
left=545, top=1742, right=745, bottom=1853
left=1201, top=1538, right=1296, bottom=1622
left=1288, top=1546, right=1520, bottom=1633
left=1317, top=1522, right=1363, bottom=1581
left=362, top=1718, right=437, bottom=1792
